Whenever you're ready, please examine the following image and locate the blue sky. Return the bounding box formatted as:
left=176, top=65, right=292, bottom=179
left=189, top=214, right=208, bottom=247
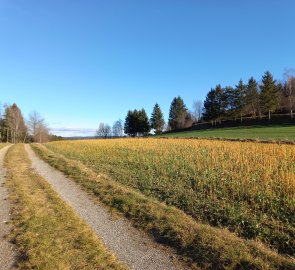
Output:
left=0, top=0, right=294, bottom=136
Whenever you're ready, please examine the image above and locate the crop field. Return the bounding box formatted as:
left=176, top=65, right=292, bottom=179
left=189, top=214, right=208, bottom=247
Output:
left=44, top=138, right=295, bottom=256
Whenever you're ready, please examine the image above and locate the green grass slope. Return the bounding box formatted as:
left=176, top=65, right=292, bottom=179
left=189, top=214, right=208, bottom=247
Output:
left=161, top=125, right=295, bottom=141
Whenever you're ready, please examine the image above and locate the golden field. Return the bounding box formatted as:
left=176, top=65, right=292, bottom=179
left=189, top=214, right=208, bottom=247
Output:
left=45, top=138, right=295, bottom=256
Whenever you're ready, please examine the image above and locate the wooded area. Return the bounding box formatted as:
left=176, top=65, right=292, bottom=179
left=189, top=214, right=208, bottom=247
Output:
left=203, top=71, right=295, bottom=124
left=0, top=103, right=60, bottom=143
left=122, top=70, right=295, bottom=136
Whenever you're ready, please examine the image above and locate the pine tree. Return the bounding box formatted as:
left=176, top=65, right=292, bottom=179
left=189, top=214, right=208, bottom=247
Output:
left=223, top=86, right=235, bottom=117
left=124, top=110, right=137, bottom=137
left=233, top=79, right=247, bottom=122
left=124, top=109, right=150, bottom=137
left=203, top=85, right=227, bottom=123
left=260, top=71, right=278, bottom=120
left=137, top=109, right=150, bottom=135
left=168, top=96, right=188, bottom=130
left=215, top=84, right=227, bottom=121
left=150, top=103, right=165, bottom=134
left=245, top=77, right=259, bottom=117
left=203, top=88, right=217, bottom=122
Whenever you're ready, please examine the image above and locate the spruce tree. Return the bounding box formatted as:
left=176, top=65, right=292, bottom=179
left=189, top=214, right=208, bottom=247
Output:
left=223, top=86, right=235, bottom=117
left=203, top=85, right=227, bottom=123
left=124, top=110, right=137, bottom=137
left=203, top=88, right=218, bottom=122
left=215, top=84, right=227, bottom=121
left=168, top=96, right=188, bottom=130
left=150, top=103, right=165, bottom=134
left=234, top=79, right=247, bottom=122
left=260, top=71, right=278, bottom=120
left=124, top=109, right=150, bottom=136
left=137, top=109, right=150, bottom=135
left=245, top=77, right=259, bottom=117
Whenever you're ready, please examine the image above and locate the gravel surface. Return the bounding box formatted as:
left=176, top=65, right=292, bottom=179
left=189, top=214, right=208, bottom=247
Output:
left=0, top=145, right=16, bottom=270
left=26, top=145, right=190, bottom=270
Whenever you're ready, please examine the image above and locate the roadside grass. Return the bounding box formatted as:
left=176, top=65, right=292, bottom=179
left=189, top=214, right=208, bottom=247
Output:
left=5, top=144, right=127, bottom=270
left=0, top=143, right=10, bottom=149
left=31, top=143, right=295, bottom=270
left=160, top=125, right=295, bottom=141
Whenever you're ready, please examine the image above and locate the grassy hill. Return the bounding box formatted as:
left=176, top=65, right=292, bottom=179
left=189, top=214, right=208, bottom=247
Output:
left=160, top=124, right=295, bottom=141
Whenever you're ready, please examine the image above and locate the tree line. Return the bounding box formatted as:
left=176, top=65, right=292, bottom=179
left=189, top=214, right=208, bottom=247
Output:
left=0, top=103, right=60, bottom=143
left=203, top=70, right=295, bottom=124
left=119, top=70, right=295, bottom=136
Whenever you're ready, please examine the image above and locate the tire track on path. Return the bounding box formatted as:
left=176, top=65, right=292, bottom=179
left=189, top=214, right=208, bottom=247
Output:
left=0, top=145, right=16, bottom=270
left=25, top=144, right=190, bottom=270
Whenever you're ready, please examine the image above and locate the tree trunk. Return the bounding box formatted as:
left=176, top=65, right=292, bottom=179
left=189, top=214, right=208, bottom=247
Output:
left=268, top=110, right=271, bottom=120
left=23, top=132, right=27, bottom=143
left=289, top=97, right=293, bottom=119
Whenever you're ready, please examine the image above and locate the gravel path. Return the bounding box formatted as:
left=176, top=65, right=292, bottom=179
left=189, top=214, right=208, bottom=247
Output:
left=0, top=145, right=16, bottom=270
left=25, top=145, right=189, bottom=270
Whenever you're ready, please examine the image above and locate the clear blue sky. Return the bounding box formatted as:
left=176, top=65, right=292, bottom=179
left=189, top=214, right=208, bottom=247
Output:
left=0, top=0, right=294, bottom=136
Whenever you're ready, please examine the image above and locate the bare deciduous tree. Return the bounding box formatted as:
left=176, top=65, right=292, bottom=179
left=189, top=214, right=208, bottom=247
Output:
left=5, top=103, right=27, bottom=143
left=192, top=100, right=203, bottom=123
left=96, top=122, right=111, bottom=138
left=283, top=68, right=295, bottom=119
left=112, top=119, right=124, bottom=137
left=27, top=111, right=49, bottom=143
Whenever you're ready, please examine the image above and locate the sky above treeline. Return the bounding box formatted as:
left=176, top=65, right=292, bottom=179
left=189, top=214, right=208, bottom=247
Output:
left=0, top=0, right=294, bottom=137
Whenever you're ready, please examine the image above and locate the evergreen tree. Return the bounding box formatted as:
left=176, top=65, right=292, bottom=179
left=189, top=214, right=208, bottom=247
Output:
left=245, top=77, right=259, bottom=117
left=124, top=109, right=150, bottom=137
left=168, top=96, right=189, bottom=130
left=150, top=103, right=165, bottom=134
left=137, top=109, right=150, bottom=135
left=203, top=85, right=227, bottom=123
left=124, top=110, right=137, bottom=137
left=215, top=84, right=227, bottom=120
left=203, top=88, right=218, bottom=121
left=260, top=71, right=278, bottom=120
left=233, top=79, right=247, bottom=122
left=223, top=86, right=235, bottom=117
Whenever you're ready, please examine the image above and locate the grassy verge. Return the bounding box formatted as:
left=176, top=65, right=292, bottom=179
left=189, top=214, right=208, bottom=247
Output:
left=31, top=143, right=295, bottom=270
left=5, top=144, right=127, bottom=270
left=160, top=125, right=295, bottom=141
left=0, top=143, right=10, bottom=149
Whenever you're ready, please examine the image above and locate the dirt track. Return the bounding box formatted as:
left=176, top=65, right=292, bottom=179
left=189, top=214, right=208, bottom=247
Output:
left=25, top=144, right=189, bottom=270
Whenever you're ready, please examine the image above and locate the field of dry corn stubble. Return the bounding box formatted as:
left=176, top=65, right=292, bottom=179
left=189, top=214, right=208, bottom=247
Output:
left=45, top=138, right=295, bottom=256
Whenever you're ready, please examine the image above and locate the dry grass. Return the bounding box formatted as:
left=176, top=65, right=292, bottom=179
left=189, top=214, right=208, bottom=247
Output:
left=0, top=143, right=10, bottom=149
left=5, top=144, right=128, bottom=270
left=32, top=142, right=295, bottom=270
